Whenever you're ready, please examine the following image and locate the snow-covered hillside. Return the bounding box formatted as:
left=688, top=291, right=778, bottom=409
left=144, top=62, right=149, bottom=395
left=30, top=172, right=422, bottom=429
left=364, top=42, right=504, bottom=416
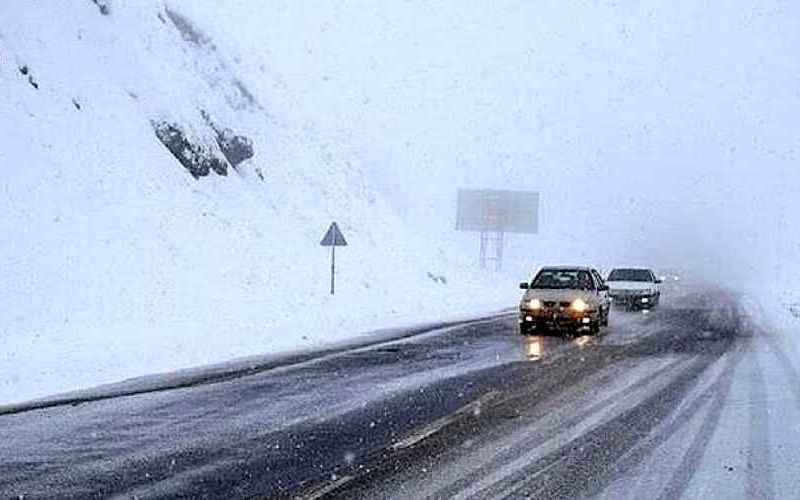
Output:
left=0, top=1, right=517, bottom=404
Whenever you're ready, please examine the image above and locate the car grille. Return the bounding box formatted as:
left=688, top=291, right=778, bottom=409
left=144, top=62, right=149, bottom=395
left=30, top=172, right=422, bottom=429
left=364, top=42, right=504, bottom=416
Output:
left=543, top=301, right=572, bottom=308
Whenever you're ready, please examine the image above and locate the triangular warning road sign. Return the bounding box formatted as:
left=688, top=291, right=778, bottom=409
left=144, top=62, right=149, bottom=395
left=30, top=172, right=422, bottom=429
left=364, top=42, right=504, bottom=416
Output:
left=320, top=222, right=347, bottom=246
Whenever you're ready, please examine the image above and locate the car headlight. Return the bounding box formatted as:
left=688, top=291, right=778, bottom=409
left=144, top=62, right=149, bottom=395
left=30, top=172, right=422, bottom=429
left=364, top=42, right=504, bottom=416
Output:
left=570, top=298, right=588, bottom=312
left=528, top=298, right=542, bottom=310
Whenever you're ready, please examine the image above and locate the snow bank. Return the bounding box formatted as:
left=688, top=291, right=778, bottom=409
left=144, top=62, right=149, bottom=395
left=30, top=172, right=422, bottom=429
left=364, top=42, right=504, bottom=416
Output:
left=744, top=288, right=800, bottom=370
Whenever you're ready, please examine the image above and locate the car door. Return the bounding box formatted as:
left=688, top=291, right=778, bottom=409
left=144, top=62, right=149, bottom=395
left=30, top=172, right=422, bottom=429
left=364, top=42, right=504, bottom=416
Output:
left=592, top=269, right=610, bottom=312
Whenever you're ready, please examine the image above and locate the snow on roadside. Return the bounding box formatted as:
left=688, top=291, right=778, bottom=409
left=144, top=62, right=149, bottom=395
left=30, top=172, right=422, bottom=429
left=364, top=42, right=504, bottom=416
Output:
left=0, top=2, right=524, bottom=406
left=0, top=276, right=518, bottom=407
left=686, top=288, right=800, bottom=498
left=740, top=288, right=800, bottom=368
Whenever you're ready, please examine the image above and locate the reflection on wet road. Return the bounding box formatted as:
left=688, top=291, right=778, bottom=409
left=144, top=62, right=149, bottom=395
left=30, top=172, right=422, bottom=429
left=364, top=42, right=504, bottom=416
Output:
left=521, top=334, right=595, bottom=361
left=523, top=335, right=546, bottom=361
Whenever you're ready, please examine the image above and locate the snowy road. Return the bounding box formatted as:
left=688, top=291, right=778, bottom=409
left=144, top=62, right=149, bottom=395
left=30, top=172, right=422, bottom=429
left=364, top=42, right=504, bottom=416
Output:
left=1, top=286, right=789, bottom=499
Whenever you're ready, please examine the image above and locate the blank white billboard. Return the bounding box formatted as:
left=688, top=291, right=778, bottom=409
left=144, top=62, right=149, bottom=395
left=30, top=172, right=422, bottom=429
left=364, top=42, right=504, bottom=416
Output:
left=456, top=189, right=539, bottom=234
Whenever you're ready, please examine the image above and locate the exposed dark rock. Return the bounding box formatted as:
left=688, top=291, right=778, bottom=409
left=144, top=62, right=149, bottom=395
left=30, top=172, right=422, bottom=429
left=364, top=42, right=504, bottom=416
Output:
left=200, top=110, right=255, bottom=168
left=232, top=79, right=258, bottom=109
left=152, top=121, right=229, bottom=179
left=20, top=65, right=39, bottom=88
left=427, top=272, right=448, bottom=285
left=72, top=98, right=81, bottom=110
left=164, top=7, right=210, bottom=46
left=215, top=128, right=254, bottom=167
left=163, top=9, right=259, bottom=111
left=91, top=0, right=110, bottom=15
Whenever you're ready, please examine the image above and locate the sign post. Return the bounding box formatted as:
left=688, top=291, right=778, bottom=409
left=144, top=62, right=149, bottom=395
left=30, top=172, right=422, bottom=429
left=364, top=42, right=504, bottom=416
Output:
left=320, top=222, right=348, bottom=295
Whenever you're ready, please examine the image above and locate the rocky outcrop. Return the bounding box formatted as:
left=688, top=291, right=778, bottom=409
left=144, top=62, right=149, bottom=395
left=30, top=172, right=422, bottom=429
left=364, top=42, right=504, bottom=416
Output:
left=152, top=121, right=229, bottom=179
left=91, top=0, right=110, bottom=16
left=200, top=110, right=255, bottom=169
left=216, top=129, right=254, bottom=168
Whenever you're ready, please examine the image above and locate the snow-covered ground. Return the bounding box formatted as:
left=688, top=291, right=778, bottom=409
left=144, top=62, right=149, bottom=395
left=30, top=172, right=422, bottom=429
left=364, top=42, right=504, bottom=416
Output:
left=2, top=0, right=798, bottom=409
left=0, top=2, right=523, bottom=405
left=744, top=288, right=800, bottom=373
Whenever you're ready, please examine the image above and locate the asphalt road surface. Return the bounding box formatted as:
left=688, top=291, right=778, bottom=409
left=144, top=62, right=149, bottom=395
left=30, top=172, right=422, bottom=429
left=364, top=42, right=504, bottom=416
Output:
left=0, top=285, right=770, bottom=499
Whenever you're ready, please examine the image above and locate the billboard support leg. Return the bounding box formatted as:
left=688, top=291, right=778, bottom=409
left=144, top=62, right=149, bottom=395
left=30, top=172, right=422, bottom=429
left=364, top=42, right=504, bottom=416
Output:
left=478, top=230, right=504, bottom=271
left=479, top=230, right=487, bottom=269
left=496, top=230, right=504, bottom=271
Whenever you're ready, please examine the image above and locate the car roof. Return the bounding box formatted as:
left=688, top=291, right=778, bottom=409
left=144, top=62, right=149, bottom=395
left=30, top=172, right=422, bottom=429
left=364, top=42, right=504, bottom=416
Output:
left=538, top=266, right=594, bottom=272
left=609, top=267, right=653, bottom=271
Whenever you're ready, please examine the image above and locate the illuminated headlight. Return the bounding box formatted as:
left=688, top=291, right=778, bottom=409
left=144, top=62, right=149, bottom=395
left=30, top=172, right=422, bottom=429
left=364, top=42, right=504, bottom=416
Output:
left=641, top=297, right=650, bottom=304
left=528, top=299, right=542, bottom=310
left=570, top=298, right=588, bottom=312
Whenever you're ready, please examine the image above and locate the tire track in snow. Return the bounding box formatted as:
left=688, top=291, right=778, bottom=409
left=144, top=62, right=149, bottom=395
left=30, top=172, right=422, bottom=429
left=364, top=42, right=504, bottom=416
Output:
left=651, top=343, right=745, bottom=500
left=487, top=346, right=736, bottom=499
left=745, top=347, right=775, bottom=500
left=425, top=356, right=691, bottom=499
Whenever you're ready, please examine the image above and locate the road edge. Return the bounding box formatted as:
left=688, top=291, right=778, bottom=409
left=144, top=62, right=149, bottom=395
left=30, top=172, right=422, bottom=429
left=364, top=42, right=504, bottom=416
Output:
left=0, top=309, right=513, bottom=416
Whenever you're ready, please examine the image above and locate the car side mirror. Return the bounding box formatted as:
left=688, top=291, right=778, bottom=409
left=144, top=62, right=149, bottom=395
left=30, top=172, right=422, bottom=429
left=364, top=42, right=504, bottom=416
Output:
left=599, top=284, right=609, bottom=292
left=519, top=282, right=530, bottom=289
left=655, top=279, right=663, bottom=284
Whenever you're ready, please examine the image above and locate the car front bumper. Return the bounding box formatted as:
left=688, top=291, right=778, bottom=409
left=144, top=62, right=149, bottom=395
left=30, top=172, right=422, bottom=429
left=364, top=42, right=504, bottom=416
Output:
left=518, top=308, right=597, bottom=331
left=610, top=292, right=658, bottom=307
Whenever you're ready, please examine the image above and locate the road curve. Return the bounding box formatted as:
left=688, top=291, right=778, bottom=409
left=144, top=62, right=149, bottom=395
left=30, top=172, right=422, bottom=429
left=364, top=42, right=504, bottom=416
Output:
left=0, top=286, right=755, bottom=499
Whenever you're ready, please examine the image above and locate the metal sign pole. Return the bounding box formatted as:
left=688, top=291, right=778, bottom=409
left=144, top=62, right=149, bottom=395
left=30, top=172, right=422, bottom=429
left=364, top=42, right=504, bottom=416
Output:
left=330, top=244, right=336, bottom=295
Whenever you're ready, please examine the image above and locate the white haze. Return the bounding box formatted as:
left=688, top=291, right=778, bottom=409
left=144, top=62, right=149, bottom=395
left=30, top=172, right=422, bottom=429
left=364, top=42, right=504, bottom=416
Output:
left=198, top=0, right=799, bottom=285
left=1, top=1, right=798, bottom=403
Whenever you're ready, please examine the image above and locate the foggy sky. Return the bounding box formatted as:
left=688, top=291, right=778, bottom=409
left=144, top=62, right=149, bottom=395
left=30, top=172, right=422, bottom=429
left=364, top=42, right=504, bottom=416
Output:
left=205, top=0, right=799, bottom=284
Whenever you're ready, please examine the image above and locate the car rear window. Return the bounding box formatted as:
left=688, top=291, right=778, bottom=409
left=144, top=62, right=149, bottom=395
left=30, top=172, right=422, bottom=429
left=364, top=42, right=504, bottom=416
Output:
left=607, top=269, right=653, bottom=282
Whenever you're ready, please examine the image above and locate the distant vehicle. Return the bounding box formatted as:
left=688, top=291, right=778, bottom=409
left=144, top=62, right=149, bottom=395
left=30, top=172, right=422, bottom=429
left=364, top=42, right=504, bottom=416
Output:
left=657, top=269, right=682, bottom=282
left=518, top=266, right=611, bottom=335
left=606, top=268, right=662, bottom=309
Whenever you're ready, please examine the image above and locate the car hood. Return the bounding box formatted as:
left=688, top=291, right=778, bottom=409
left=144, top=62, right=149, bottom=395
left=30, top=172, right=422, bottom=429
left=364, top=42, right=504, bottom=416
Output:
left=521, top=289, right=594, bottom=303
left=607, top=281, right=655, bottom=291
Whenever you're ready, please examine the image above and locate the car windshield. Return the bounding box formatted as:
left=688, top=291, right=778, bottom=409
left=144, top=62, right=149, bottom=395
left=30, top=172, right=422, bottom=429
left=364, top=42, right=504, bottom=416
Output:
left=531, top=270, right=594, bottom=290
left=607, top=269, right=653, bottom=282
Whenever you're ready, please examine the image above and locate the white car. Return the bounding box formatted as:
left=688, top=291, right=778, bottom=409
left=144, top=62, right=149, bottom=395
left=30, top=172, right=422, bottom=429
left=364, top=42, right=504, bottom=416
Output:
left=606, top=268, right=662, bottom=309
